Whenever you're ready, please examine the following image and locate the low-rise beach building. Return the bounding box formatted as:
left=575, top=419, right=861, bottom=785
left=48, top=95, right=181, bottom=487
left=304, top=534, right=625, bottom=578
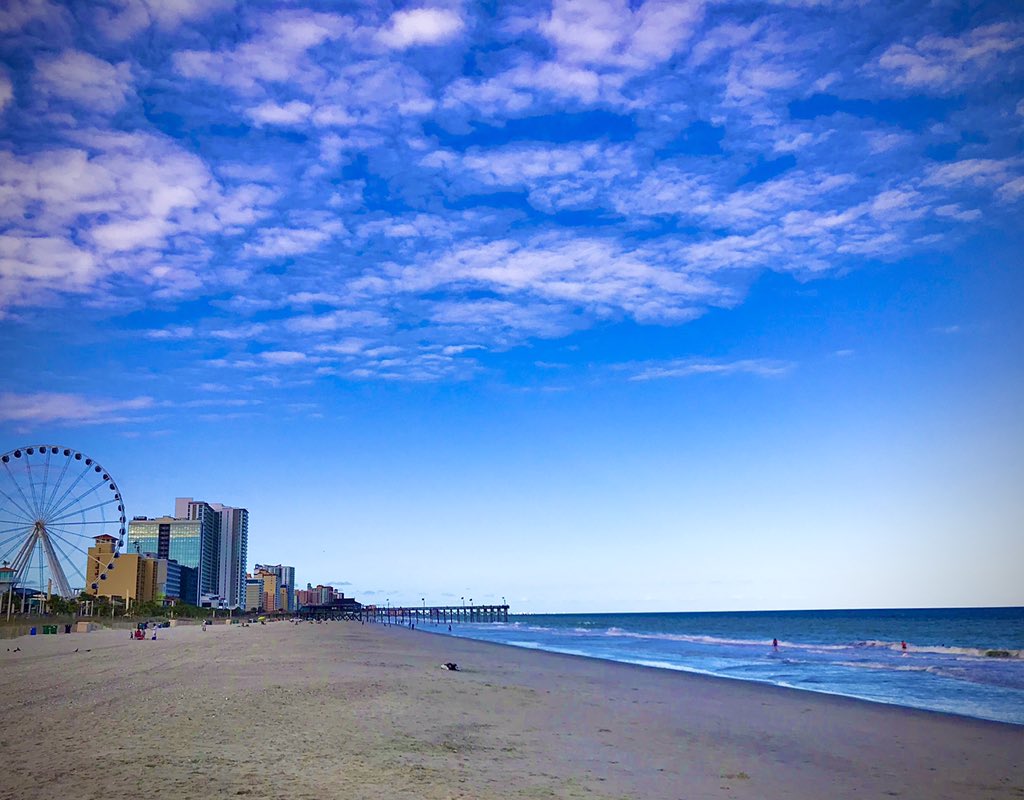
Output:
left=85, top=535, right=159, bottom=606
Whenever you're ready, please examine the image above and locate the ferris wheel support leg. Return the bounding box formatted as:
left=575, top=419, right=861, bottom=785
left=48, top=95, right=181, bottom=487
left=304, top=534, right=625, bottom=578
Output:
left=10, top=529, right=37, bottom=585
left=38, top=527, right=72, bottom=599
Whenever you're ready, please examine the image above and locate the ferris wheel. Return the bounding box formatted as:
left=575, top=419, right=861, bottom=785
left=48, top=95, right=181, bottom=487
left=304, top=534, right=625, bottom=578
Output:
left=0, top=445, right=125, bottom=599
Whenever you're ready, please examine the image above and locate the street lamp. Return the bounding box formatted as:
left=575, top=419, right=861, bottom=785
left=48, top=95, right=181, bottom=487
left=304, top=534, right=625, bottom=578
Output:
left=386, top=598, right=390, bottom=626
left=469, top=597, right=473, bottom=622
left=421, top=597, right=425, bottom=626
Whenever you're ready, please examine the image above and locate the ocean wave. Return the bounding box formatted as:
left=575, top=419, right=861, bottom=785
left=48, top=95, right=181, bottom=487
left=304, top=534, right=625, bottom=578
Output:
left=601, top=628, right=851, bottom=651
left=855, top=640, right=1022, bottom=659
left=491, top=623, right=1021, bottom=659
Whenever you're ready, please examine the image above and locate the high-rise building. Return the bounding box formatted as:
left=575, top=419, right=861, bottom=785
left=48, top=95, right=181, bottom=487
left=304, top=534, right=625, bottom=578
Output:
left=174, top=498, right=220, bottom=598
left=254, top=568, right=278, bottom=613
left=211, top=504, right=248, bottom=608
left=177, top=498, right=248, bottom=609
left=254, top=564, right=295, bottom=611
left=127, top=514, right=217, bottom=605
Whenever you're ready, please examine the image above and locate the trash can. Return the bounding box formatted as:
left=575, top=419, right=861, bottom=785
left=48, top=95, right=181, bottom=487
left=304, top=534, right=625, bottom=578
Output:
left=29, top=627, right=36, bottom=635
left=64, top=624, right=72, bottom=634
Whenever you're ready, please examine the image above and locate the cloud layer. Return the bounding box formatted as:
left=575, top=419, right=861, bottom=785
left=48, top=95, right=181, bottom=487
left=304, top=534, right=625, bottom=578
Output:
left=1, top=0, right=1021, bottom=386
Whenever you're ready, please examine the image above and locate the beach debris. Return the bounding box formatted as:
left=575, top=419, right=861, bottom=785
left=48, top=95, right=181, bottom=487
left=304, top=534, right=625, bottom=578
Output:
left=441, top=662, right=460, bottom=671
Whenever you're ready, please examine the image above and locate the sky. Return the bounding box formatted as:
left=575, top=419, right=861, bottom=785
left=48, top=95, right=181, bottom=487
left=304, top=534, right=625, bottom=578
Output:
left=0, top=0, right=1022, bottom=613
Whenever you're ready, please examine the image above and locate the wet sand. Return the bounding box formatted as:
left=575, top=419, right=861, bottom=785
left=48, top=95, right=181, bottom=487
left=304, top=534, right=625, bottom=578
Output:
left=0, top=620, right=1021, bottom=799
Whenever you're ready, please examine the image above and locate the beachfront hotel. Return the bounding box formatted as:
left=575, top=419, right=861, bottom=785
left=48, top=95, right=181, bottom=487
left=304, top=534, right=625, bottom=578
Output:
left=211, top=504, right=249, bottom=609
left=246, top=568, right=288, bottom=613
left=253, top=563, right=295, bottom=611
left=126, top=497, right=249, bottom=608
left=84, top=535, right=161, bottom=606
left=126, top=516, right=210, bottom=604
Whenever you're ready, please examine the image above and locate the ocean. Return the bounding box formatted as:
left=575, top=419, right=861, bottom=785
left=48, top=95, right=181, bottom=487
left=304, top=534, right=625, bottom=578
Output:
left=433, top=607, right=1024, bottom=725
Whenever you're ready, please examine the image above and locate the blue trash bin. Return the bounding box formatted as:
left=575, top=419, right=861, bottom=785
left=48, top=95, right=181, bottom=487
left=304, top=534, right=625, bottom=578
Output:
left=29, top=626, right=36, bottom=635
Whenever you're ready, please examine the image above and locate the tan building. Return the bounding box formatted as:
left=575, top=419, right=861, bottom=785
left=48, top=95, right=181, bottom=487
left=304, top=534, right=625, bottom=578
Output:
left=255, top=569, right=278, bottom=613
left=244, top=570, right=282, bottom=612
left=245, top=578, right=262, bottom=612
left=86, top=535, right=160, bottom=605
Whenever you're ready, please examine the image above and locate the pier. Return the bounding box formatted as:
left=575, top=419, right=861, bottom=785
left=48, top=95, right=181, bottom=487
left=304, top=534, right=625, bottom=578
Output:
left=295, top=601, right=510, bottom=625
left=367, top=603, right=509, bottom=626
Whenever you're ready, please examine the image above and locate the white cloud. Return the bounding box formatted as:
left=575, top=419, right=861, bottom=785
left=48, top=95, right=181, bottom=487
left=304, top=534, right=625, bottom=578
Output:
left=0, top=392, right=155, bottom=424
left=35, top=50, right=134, bottom=113
left=210, top=323, right=267, bottom=341
left=443, top=0, right=703, bottom=117
left=0, top=132, right=274, bottom=309
left=285, top=309, right=390, bottom=333
left=377, top=8, right=464, bottom=49
left=923, top=158, right=1024, bottom=202
left=0, top=0, right=70, bottom=34
left=260, top=350, right=308, bottom=365
left=314, top=337, right=371, bottom=355
left=243, top=221, right=344, bottom=258
left=876, top=23, right=1024, bottom=91
left=424, top=141, right=637, bottom=213
left=629, top=358, right=793, bottom=381
left=933, top=204, right=982, bottom=222
left=539, top=0, right=703, bottom=70
left=144, top=324, right=194, bottom=340
left=0, top=72, right=12, bottom=112
left=0, top=234, right=97, bottom=304
left=247, top=100, right=313, bottom=126
left=391, top=235, right=717, bottom=325
left=94, top=0, right=233, bottom=42
left=174, top=10, right=351, bottom=95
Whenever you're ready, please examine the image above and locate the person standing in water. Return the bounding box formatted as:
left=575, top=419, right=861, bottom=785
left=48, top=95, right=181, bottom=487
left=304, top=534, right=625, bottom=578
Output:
left=772, top=638, right=779, bottom=649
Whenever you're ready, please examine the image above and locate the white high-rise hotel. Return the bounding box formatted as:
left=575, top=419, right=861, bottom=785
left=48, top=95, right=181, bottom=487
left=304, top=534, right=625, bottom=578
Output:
left=175, top=497, right=249, bottom=608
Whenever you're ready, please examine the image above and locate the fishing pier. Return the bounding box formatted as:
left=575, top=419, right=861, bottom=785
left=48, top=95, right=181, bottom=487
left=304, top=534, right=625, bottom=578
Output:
left=367, top=603, right=509, bottom=625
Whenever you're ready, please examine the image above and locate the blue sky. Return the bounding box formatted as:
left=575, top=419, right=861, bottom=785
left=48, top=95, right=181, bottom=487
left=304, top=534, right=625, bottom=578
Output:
left=1, top=0, right=1022, bottom=612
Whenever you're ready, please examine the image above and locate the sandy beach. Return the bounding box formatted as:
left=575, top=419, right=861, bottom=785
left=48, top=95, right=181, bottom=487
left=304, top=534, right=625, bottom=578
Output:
left=0, top=620, right=1021, bottom=800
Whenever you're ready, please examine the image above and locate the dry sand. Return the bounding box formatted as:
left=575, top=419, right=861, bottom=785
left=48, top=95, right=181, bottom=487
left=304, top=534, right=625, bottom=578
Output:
left=1, top=620, right=1021, bottom=800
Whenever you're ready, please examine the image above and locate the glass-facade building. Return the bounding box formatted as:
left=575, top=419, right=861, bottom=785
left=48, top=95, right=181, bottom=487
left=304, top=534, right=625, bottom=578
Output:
left=177, top=500, right=220, bottom=599
left=128, top=497, right=248, bottom=609
left=127, top=514, right=217, bottom=605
